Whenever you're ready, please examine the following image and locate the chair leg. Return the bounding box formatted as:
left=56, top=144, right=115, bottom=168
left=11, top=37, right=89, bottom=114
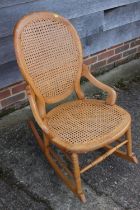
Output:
left=28, top=121, right=86, bottom=202
left=43, top=133, right=80, bottom=199
left=103, top=126, right=138, bottom=164
left=126, top=126, right=132, bottom=156
left=71, top=153, right=86, bottom=203
left=28, top=120, right=45, bottom=153
left=126, top=126, right=138, bottom=164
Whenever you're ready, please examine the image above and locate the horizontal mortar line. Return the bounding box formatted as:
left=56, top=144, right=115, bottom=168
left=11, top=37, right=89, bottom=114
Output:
left=0, top=91, right=26, bottom=101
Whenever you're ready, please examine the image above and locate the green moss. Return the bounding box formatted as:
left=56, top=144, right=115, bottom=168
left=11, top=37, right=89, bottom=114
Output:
left=115, top=73, right=140, bottom=90
left=115, top=79, right=130, bottom=89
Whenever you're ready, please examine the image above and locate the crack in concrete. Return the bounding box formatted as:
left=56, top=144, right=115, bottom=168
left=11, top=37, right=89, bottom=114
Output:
left=0, top=166, right=53, bottom=210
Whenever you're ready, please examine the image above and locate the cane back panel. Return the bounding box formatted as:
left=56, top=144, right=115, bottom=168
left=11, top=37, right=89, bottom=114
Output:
left=14, top=12, right=83, bottom=103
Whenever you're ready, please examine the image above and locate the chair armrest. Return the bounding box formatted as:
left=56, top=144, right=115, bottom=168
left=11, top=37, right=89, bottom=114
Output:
left=26, top=86, right=52, bottom=137
left=82, top=64, right=117, bottom=105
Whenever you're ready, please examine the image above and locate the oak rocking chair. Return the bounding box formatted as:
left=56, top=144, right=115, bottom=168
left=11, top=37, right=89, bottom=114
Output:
left=14, top=12, right=138, bottom=203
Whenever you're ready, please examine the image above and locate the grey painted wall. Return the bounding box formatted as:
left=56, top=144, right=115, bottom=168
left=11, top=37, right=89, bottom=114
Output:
left=0, top=0, right=140, bottom=88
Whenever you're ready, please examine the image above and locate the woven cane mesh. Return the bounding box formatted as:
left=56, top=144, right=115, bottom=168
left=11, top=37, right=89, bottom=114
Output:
left=47, top=100, right=130, bottom=145
left=20, top=15, right=81, bottom=100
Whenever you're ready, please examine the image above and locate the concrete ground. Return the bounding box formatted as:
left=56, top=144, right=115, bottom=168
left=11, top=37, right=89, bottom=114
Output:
left=0, top=59, right=140, bottom=210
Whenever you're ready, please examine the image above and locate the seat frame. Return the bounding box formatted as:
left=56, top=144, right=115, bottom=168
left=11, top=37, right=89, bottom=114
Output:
left=14, top=12, right=138, bottom=203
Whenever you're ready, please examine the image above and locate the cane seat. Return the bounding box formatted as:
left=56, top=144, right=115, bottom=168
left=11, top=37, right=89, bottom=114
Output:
left=47, top=99, right=131, bottom=152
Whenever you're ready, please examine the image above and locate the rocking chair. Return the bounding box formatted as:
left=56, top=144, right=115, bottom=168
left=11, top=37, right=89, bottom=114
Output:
left=14, top=12, right=138, bottom=203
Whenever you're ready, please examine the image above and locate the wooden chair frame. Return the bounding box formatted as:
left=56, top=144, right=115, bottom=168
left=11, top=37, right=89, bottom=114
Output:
left=14, top=12, right=138, bottom=203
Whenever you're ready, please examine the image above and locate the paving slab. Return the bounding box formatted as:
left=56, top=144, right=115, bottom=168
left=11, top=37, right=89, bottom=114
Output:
left=0, top=65, right=140, bottom=209
left=0, top=122, right=123, bottom=210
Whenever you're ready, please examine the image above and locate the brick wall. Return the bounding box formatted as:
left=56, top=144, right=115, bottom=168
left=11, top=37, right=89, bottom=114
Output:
left=0, top=82, right=27, bottom=116
left=84, top=37, right=140, bottom=75
left=0, top=37, right=140, bottom=116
